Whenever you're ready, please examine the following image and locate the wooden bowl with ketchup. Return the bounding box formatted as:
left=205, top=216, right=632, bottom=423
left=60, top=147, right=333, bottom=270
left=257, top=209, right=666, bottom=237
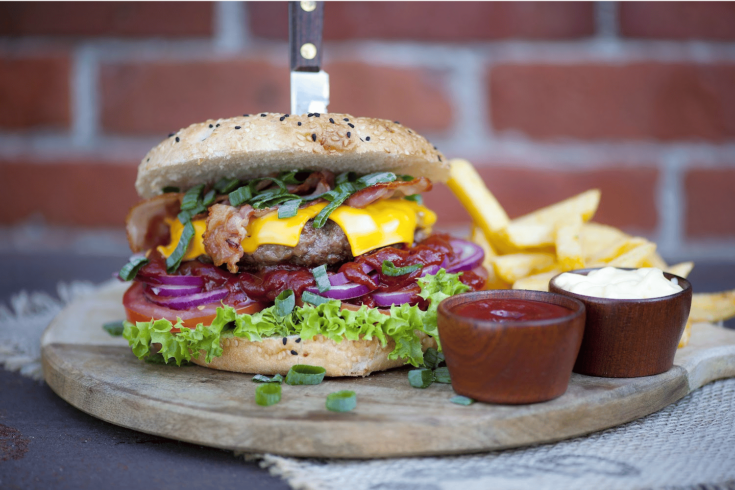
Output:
left=437, top=290, right=586, bottom=404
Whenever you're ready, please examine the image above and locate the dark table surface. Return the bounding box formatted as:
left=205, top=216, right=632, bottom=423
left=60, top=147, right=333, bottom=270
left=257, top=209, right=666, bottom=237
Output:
left=1, top=253, right=734, bottom=489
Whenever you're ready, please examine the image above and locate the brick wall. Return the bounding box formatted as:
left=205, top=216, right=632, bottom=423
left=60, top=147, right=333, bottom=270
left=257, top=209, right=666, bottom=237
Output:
left=1, top=1, right=734, bottom=261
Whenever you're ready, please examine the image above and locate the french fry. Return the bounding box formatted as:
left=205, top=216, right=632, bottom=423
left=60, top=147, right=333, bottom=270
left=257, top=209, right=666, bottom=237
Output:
left=512, top=270, right=561, bottom=292
left=447, top=159, right=509, bottom=248
left=690, top=290, right=735, bottom=323
left=604, top=241, right=657, bottom=268
left=555, top=216, right=585, bottom=272
left=469, top=223, right=497, bottom=259
left=581, top=222, right=629, bottom=261
left=678, top=318, right=692, bottom=348
left=587, top=237, right=649, bottom=266
left=469, top=224, right=511, bottom=290
left=642, top=251, right=668, bottom=270
left=667, top=262, right=694, bottom=279
left=492, top=253, right=556, bottom=284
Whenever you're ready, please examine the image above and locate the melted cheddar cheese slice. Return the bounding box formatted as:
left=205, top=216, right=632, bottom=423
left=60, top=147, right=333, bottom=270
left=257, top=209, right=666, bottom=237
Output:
left=158, top=200, right=437, bottom=260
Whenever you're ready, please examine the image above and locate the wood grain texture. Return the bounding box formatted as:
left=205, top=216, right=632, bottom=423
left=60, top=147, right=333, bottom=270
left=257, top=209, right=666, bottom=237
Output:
left=40, top=281, right=735, bottom=459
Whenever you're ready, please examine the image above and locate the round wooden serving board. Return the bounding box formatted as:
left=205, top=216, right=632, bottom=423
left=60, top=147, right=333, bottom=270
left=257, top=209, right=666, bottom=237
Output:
left=41, top=281, right=735, bottom=459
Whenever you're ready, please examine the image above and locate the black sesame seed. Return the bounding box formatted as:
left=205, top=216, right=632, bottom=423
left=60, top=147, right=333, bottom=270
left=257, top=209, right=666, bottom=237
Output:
left=284, top=114, right=289, bottom=117
left=308, top=113, right=313, bottom=117
left=146, top=158, right=150, bottom=162
left=433, top=146, right=437, bottom=150
left=314, top=113, right=320, bottom=117
left=298, top=122, right=302, bottom=126
left=216, top=123, right=220, bottom=127
left=282, top=337, right=287, bottom=345
left=438, top=156, right=442, bottom=162
left=296, top=338, right=301, bottom=343
left=290, top=350, right=297, bottom=356
left=209, top=124, right=213, bottom=128
left=280, top=116, right=285, bottom=121
left=348, top=123, right=354, bottom=128
left=343, top=118, right=349, bottom=122
left=168, top=132, right=175, bottom=138
left=366, top=136, right=371, bottom=141
left=244, top=114, right=249, bottom=117
left=235, top=126, right=241, bottom=129
left=360, top=137, right=364, bottom=142
left=329, top=118, right=335, bottom=124
left=347, top=132, right=351, bottom=138
left=175, top=136, right=180, bottom=143
left=311, top=133, right=317, bottom=142
left=394, top=121, right=400, bottom=124
left=260, top=113, right=266, bottom=117
left=408, top=130, right=412, bottom=134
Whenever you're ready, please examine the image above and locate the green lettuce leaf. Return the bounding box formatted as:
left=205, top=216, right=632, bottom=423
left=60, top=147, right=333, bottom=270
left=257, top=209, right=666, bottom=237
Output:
left=122, top=269, right=468, bottom=368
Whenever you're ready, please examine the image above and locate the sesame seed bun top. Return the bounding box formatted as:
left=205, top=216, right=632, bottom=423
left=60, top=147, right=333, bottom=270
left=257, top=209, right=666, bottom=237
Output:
left=135, top=112, right=449, bottom=199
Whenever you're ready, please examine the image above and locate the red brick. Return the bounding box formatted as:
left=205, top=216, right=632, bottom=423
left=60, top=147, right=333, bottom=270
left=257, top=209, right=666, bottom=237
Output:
left=620, top=2, right=735, bottom=40
left=0, top=55, right=70, bottom=130
left=0, top=161, right=139, bottom=226
left=0, top=2, right=213, bottom=37
left=249, top=2, right=594, bottom=41
left=685, top=168, right=735, bottom=239
left=100, top=60, right=290, bottom=135
left=425, top=166, right=659, bottom=233
left=327, top=63, right=453, bottom=132
left=100, top=60, right=453, bottom=135
left=490, top=63, right=735, bottom=141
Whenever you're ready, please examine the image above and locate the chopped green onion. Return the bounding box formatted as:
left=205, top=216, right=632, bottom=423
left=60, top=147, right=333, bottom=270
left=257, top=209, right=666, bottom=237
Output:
left=335, top=171, right=357, bottom=185
left=165, top=221, right=195, bottom=273
left=285, top=365, right=326, bottom=385
left=251, top=177, right=288, bottom=192
left=255, top=383, right=282, bottom=406
left=278, top=199, right=302, bottom=219
left=311, top=264, right=331, bottom=293
left=398, top=174, right=415, bottom=182
left=450, top=395, right=475, bottom=406
left=252, top=374, right=284, bottom=384
left=355, top=171, right=396, bottom=189
left=433, top=367, right=452, bottom=384
left=119, top=256, right=149, bottom=281
left=312, top=184, right=353, bottom=228
left=280, top=170, right=306, bottom=184
left=275, top=289, right=295, bottom=318
left=382, top=260, right=422, bottom=277
left=202, top=189, right=216, bottom=207
left=408, top=368, right=434, bottom=388
left=180, top=184, right=204, bottom=211
left=214, top=177, right=240, bottom=194
left=423, top=348, right=445, bottom=369
left=161, top=186, right=180, bottom=193
left=326, top=390, right=357, bottom=412
left=102, top=321, right=125, bottom=336
left=404, top=194, right=423, bottom=205
left=301, top=291, right=332, bottom=306
left=229, top=186, right=252, bottom=207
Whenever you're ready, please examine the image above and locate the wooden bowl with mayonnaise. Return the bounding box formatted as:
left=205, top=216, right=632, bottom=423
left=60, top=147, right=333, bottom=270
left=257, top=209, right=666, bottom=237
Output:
left=550, top=267, right=692, bottom=378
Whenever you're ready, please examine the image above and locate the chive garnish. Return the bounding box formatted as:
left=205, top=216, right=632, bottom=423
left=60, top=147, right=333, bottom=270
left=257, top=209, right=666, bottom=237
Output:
left=355, top=171, right=396, bottom=188
left=275, top=289, right=295, bottom=318
left=161, top=186, right=180, bottom=193
left=180, top=184, right=204, bottom=211
left=280, top=170, right=305, bottom=184
left=408, top=368, right=434, bottom=389
left=433, top=367, right=452, bottom=384
left=326, top=390, right=357, bottom=412
left=214, top=177, right=240, bottom=194
left=423, top=348, right=445, bottom=369
left=301, top=291, right=332, bottom=306
left=278, top=199, right=301, bottom=219
left=255, top=383, right=282, bottom=406
left=102, top=321, right=125, bottom=336
left=285, top=365, right=326, bottom=385
left=404, top=194, right=423, bottom=205
left=382, top=260, right=422, bottom=277
left=252, top=374, right=284, bottom=384
left=398, top=174, right=415, bottom=182
left=335, top=171, right=357, bottom=185
left=311, top=264, right=331, bottom=293
left=229, top=185, right=252, bottom=207
left=312, top=184, right=352, bottom=228
left=450, top=395, right=475, bottom=406
left=165, top=221, right=195, bottom=273
left=119, top=256, right=149, bottom=281
left=202, top=189, right=216, bottom=207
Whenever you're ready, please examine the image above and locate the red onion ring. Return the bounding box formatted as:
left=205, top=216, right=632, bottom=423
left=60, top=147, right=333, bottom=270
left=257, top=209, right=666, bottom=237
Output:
left=329, top=272, right=350, bottom=287
left=444, top=239, right=484, bottom=273
left=147, top=284, right=204, bottom=297
left=144, top=288, right=228, bottom=310
left=371, top=290, right=416, bottom=307
left=420, top=265, right=441, bottom=277
left=137, top=274, right=204, bottom=287
left=305, top=283, right=371, bottom=301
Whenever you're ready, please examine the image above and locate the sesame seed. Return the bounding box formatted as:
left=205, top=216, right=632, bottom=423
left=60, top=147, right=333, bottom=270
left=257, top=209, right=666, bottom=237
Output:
left=394, top=121, right=400, bottom=124
left=260, top=113, right=266, bottom=117
left=284, top=114, right=289, bottom=117
left=329, top=118, right=335, bottom=123
left=314, top=113, right=320, bottom=117
left=280, top=116, right=285, bottom=121
left=311, top=134, right=317, bottom=142
left=216, top=123, right=220, bottom=127
left=366, top=136, right=371, bottom=141
left=175, top=136, right=180, bottom=143
left=438, top=156, right=442, bottom=162
left=282, top=338, right=287, bottom=345
left=290, top=350, right=297, bottom=355
left=347, top=132, right=351, bottom=138
left=298, top=122, right=302, bottom=126
left=408, top=130, right=412, bottom=134
left=168, top=132, right=175, bottom=138
left=308, top=113, right=313, bottom=117
left=433, top=146, right=437, bottom=150
left=243, top=114, right=249, bottom=117
left=235, top=126, right=241, bottom=129
left=296, top=338, right=301, bottom=343
left=343, top=118, right=349, bottom=122
left=360, top=138, right=364, bottom=142
left=146, top=158, right=150, bottom=162
left=209, top=124, right=213, bottom=128
left=348, top=123, right=354, bottom=128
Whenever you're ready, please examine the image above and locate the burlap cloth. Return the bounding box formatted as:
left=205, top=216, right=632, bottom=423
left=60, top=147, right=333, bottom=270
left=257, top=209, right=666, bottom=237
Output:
left=2, top=284, right=734, bottom=490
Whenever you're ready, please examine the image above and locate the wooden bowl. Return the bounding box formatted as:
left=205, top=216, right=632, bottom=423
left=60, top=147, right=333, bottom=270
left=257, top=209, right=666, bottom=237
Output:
left=549, top=268, right=692, bottom=378
left=437, top=290, right=586, bottom=404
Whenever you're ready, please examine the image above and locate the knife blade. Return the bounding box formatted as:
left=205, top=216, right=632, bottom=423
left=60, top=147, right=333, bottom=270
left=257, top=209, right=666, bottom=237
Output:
left=289, top=1, right=329, bottom=115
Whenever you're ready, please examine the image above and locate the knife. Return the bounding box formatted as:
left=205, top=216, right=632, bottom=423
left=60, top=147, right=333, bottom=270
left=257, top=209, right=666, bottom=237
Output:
left=289, top=1, right=330, bottom=115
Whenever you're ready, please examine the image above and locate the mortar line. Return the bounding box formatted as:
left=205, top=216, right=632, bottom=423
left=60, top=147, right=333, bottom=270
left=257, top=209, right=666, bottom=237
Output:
left=595, top=1, right=619, bottom=39
left=656, top=152, right=686, bottom=259
left=214, top=1, right=248, bottom=53
left=71, top=44, right=98, bottom=147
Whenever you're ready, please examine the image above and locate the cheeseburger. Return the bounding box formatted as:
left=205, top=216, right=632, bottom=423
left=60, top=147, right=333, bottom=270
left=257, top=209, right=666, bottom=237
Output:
left=121, top=113, right=486, bottom=376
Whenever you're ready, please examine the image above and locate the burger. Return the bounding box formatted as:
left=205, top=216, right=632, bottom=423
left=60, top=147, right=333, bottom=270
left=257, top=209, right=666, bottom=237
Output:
left=121, top=113, right=487, bottom=376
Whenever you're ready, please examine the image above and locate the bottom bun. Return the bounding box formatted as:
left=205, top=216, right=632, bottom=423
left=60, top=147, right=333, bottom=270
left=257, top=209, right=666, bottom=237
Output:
left=191, top=332, right=438, bottom=377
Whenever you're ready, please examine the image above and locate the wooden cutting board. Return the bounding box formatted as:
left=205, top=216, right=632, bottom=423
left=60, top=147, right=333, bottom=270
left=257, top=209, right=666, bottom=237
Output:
left=41, top=281, right=735, bottom=458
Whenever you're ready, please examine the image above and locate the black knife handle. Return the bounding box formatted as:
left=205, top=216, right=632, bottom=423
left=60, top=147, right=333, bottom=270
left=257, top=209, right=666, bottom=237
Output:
left=289, top=1, right=324, bottom=72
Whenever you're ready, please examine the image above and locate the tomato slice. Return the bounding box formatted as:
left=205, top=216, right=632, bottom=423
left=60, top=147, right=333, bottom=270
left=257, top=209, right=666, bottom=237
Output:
left=123, top=282, right=263, bottom=330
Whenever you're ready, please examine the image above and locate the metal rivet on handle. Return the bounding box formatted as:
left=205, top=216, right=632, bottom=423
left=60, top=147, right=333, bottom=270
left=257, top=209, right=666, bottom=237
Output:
left=300, top=1, right=316, bottom=12
left=300, top=43, right=317, bottom=60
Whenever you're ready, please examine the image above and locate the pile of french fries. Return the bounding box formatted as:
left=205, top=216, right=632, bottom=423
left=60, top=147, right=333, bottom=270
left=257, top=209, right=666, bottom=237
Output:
left=447, top=159, right=735, bottom=348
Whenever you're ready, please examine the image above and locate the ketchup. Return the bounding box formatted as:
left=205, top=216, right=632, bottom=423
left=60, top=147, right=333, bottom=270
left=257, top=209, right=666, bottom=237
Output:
left=452, top=298, right=572, bottom=322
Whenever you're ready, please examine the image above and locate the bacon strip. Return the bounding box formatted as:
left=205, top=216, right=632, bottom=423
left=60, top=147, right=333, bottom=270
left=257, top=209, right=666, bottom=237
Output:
left=346, top=177, right=432, bottom=208
left=125, top=193, right=182, bottom=253
left=286, top=170, right=334, bottom=197
left=203, top=204, right=255, bottom=273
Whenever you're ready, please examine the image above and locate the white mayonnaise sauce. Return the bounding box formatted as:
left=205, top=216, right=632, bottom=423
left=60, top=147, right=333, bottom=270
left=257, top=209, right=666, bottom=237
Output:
left=554, top=267, right=683, bottom=300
